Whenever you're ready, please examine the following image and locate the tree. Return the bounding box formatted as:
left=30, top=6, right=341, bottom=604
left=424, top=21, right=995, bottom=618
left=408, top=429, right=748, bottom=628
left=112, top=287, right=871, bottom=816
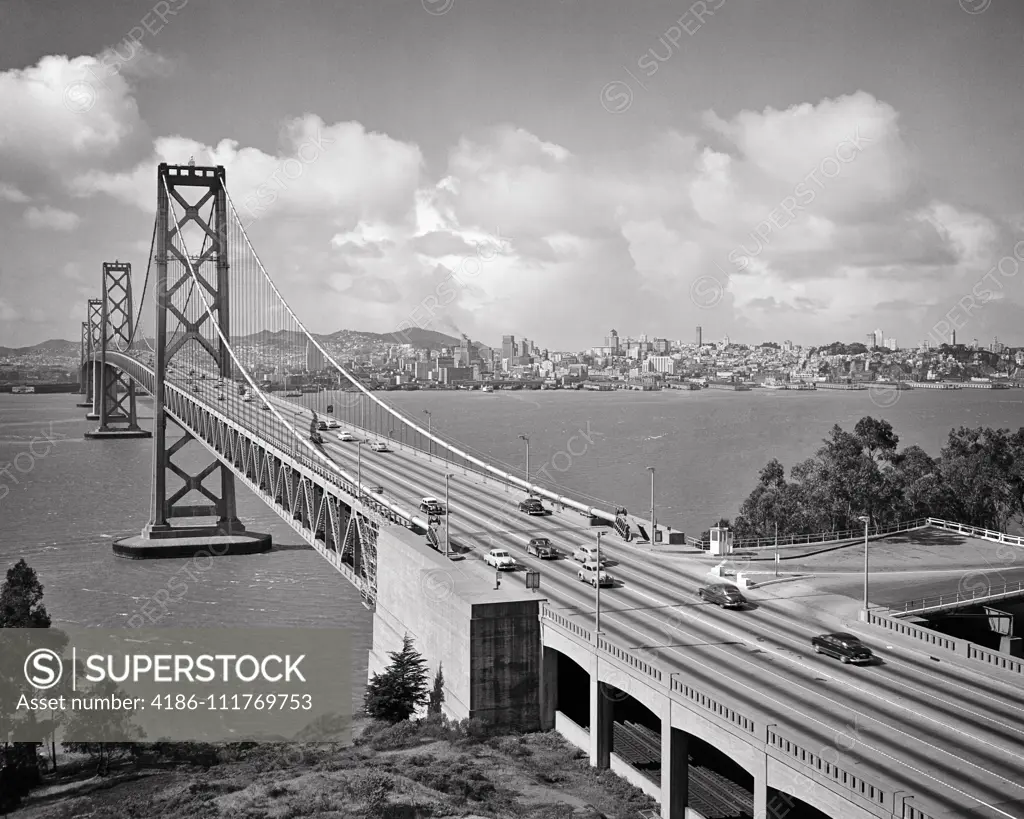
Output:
left=0, top=559, right=56, bottom=805
left=0, top=559, right=51, bottom=628
left=427, top=665, right=445, bottom=717
left=364, top=634, right=429, bottom=723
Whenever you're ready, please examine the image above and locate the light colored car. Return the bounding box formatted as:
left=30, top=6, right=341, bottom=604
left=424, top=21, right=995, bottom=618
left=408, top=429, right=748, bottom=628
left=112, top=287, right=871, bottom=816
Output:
left=369, top=441, right=389, bottom=452
left=419, top=497, right=446, bottom=516
left=324, top=418, right=340, bottom=429
left=484, top=548, right=516, bottom=570
left=337, top=431, right=357, bottom=441
left=572, top=544, right=605, bottom=565
left=578, top=561, right=612, bottom=587
left=243, top=395, right=254, bottom=403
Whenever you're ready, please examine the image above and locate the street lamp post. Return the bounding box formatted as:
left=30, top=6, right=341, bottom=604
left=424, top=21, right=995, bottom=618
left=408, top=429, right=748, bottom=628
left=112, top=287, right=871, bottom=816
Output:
left=444, top=473, right=454, bottom=559
left=422, top=410, right=431, bottom=457
left=647, top=466, right=655, bottom=542
left=859, top=515, right=870, bottom=614
left=518, top=434, right=530, bottom=492
left=388, top=429, right=394, bottom=449
left=356, top=441, right=364, bottom=505
left=595, top=530, right=604, bottom=638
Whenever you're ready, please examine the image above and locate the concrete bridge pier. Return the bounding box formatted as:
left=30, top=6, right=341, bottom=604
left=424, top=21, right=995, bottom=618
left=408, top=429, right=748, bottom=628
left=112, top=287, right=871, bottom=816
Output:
left=368, top=525, right=544, bottom=728
left=661, top=700, right=688, bottom=819
left=589, top=655, right=613, bottom=769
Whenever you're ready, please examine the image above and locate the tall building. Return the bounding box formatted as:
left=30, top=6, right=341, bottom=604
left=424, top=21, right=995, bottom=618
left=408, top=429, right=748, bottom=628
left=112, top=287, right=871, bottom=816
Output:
left=885, top=338, right=898, bottom=351
left=696, top=326, right=702, bottom=347
left=501, top=335, right=515, bottom=371
left=866, top=333, right=875, bottom=348
left=305, top=340, right=324, bottom=372
left=604, top=329, right=620, bottom=355
left=873, top=328, right=884, bottom=348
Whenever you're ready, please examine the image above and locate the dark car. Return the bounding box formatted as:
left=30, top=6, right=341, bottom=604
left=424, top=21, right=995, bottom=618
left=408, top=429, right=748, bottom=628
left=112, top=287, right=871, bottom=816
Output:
left=811, top=633, right=874, bottom=664
left=696, top=584, right=747, bottom=609
left=527, top=538, right=557, bottom=559
left=518, top=497, right=549, bottom=516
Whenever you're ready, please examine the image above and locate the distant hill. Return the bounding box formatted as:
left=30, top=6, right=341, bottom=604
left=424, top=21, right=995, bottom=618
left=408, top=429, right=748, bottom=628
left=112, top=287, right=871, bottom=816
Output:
left=2, top=328, right=491, bottom=358
left=350, top=327, right=470, bottom=350
left=0, top=339, right=79, bottom=356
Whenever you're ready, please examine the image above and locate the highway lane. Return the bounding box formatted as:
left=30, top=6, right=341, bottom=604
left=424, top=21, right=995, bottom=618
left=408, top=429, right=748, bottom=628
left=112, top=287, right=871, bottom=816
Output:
left=173, top=380, right=1024, bottom=816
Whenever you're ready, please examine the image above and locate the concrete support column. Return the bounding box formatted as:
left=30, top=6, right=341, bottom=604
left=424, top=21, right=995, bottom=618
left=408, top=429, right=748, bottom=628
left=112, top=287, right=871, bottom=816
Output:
left=588, top=656, right=612, bottom=769
left=661, top=700, right=688, bottom=819
left=755, top=755, right=768, bottom=818
left=539, top=646, right=557, bottom=730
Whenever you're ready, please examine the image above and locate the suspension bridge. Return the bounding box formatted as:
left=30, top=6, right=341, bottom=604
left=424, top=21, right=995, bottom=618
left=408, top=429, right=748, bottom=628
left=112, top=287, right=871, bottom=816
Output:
left=74, top=164, right=1024, bottom=819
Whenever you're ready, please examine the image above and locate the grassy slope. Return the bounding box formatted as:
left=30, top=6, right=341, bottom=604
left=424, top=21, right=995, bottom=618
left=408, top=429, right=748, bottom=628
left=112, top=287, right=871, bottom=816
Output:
left=14, top=717, right=658, bottom=819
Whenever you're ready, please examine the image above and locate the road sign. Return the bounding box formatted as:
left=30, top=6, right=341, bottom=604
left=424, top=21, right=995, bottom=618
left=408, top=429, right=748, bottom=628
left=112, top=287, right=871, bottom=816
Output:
left=525, top=570, right=540, bottom=591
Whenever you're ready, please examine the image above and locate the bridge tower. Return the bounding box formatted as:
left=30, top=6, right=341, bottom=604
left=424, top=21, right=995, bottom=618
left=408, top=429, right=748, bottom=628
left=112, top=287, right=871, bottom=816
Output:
left=84, top=262, right=150, bottom=439
left=85, top=299, right=104, bottom=420
left=75, top=320, right=93, bottom=408
left=116, top=164, right=270, bottom=558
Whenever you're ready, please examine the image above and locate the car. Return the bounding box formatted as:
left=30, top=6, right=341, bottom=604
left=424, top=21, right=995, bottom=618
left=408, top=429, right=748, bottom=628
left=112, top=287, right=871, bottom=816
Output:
left=518, top=497, right=549, bottom=516
left=217, top=393, right=226, bottom=401
left=337, top=431, right=357, bottom=441
left=697, top=584, right=747, bottom=609
left=243, top=395, right=254, bottom=403
left=419, top=497, right=446, bottom=516
left=484, top=549, right=517, bottom=570
left=261, top=403, right=271, bottom=411
left=811, top=633, right=875, bottom=664
left=578, top=561, right=613, bottom=587
left=369, top=441, right=389, bottom=452
left=316, top=420, right=329, bottom=430
left=572, top=544, right=605, bottom=565
left=324, top=418, right=340, bottom=429
left=367, top=485, right=384, bottom=494
left=527, top=538, right=557, bottom=559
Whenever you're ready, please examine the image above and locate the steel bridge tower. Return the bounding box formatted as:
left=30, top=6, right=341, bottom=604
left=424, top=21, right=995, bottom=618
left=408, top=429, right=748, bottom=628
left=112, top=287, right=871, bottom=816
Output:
left=116, top=163, right=271, bottom=558
left=84, top=299, right=103, bottom=420
left=84, top=262, right=150, bottom=440
left=76, top=320, right=93, bottom=408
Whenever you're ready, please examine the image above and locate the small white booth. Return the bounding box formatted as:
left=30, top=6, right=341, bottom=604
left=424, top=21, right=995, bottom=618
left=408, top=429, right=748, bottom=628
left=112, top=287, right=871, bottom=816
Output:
left=709, top=526, right=734, bottom=556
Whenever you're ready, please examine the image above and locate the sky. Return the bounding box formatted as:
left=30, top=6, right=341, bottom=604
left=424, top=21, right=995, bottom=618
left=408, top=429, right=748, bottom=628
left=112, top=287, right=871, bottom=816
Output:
left=1, top=0, right=1023, bottom=350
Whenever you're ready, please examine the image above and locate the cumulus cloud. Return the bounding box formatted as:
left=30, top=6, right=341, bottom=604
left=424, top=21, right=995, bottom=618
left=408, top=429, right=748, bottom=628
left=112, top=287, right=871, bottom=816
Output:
left=71, top=115, right=424, bottom=230
left=24, top=206, right=81, bottom=231
left=0, top=54, right=1018, bottom=349
left=0, top=53, right=144, bottom=166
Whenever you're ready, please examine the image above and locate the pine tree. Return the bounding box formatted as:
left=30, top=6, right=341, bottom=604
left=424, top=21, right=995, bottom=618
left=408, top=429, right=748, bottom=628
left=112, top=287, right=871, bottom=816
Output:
left=363, top=634, right=429, bottom=723
left=427, top=664, right=444, bottom=716
left=0, top=559, right=51, bottom=628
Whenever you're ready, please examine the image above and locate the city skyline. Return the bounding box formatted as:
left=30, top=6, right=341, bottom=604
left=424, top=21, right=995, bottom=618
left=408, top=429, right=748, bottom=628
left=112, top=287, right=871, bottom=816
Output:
left=1, top=0, right=1023, bottom=350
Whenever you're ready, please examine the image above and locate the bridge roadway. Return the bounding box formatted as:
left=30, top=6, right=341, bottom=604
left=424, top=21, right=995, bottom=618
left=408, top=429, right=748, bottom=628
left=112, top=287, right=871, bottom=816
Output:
left=144, top=370, right=1024, bottom=816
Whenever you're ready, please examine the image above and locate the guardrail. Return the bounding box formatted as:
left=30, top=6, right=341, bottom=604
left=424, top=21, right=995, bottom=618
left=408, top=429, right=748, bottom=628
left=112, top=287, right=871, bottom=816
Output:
left=864, top=609, right=1022, bottom=676
left=923, top=517, right=1024, bottom=547
left=687, top=518, right=931, bottom=551
left=687, top=516, right=1024, bottom=552
left=890, top=580, right=1024, bottom=614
